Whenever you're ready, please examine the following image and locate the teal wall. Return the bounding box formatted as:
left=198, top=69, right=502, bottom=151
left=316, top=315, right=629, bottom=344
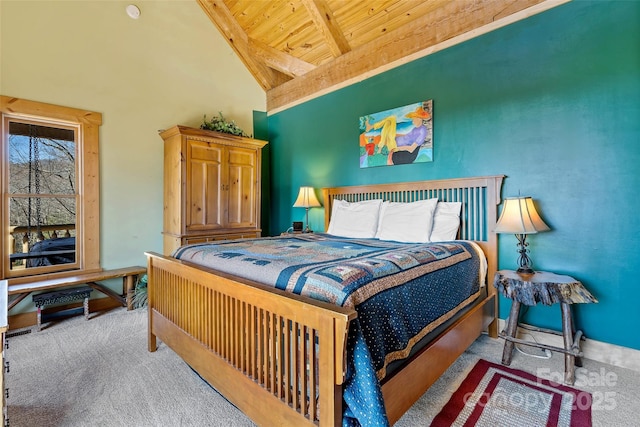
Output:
left=253, top=110, right=272, bottom=237
left=266, top=1, right=640, bottom=350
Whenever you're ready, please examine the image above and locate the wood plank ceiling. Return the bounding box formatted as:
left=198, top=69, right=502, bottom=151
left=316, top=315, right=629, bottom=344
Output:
left=197, top=0, right=567, bottom=113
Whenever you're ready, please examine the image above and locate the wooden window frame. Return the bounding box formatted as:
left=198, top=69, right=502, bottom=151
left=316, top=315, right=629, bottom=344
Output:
left=0, top=96, right=102, bottom=282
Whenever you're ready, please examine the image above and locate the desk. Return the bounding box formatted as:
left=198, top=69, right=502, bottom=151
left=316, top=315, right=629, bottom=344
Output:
left=494, top=270, right=598, bottom=384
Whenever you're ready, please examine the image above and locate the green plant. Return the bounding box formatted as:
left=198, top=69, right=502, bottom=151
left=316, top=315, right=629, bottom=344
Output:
left=201, top=112, right=249, bottom=137
left=131, top=274, right=148, bottom=309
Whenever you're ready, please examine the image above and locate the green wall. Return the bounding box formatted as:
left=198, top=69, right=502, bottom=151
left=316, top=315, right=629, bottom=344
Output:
left=267, top=1, right=640, bottom=350
left=1, top=1, right=265, bottom=313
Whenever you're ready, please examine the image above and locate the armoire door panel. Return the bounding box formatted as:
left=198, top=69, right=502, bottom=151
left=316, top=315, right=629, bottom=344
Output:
left=188, top=160, right=224, bottom=230
left=205, top=161, right=224, bottom=228
left=228, top=147, right=256, bottom=167
left=190, top=142, right=223, bottom=162
left=187, top=140, right=224, bottom=231
left=228, top=164, right=256, bottom=227
left=227, top=146, right=258, bottom=227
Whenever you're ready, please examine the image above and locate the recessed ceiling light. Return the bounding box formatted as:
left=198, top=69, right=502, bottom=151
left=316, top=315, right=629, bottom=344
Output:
left=126, top=4, right=141, bottom=20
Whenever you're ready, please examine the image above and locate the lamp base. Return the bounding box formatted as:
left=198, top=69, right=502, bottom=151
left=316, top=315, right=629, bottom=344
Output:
left=515, top=234, right=535, bottom=274
left=303, top=208, right=313, bottom=233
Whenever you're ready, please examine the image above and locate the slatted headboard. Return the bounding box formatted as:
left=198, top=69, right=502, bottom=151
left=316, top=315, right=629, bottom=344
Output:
left=322, top=175, right=505, bottom=291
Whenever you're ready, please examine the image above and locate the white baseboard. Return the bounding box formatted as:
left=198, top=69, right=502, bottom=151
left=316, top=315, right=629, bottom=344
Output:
left=497, top=318, right=640, bottom=372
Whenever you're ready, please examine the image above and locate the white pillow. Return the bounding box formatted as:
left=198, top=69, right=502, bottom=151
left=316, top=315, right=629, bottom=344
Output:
left=375, top=198, right=438, bottom=243
left=326, top=199, right=383, bottom=238
left=430, top=201, right=462, bottom=241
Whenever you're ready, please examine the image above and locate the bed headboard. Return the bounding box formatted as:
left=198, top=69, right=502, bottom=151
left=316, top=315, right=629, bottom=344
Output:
left=322, top=175, right=505, bottom=291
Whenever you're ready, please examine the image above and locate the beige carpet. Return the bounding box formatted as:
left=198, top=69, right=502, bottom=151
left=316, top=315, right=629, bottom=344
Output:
left=5, top=307, right=638, bottom=426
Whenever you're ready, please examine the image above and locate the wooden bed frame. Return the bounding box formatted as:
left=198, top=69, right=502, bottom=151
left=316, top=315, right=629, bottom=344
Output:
left=146, top=175, right=504, bottom=426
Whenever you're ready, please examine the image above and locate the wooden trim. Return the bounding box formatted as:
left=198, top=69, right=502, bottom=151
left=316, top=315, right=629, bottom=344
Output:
left=158, top=125, right=268, bottom=149
left=0, top=96, right=102, bottom=126
left=0, top=95, right=102, bottom=279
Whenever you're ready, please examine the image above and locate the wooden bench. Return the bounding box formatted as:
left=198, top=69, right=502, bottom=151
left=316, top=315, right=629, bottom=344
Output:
left=8, top=266, right=146, bottom=313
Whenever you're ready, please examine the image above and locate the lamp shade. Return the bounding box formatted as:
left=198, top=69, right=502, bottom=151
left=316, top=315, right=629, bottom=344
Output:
left=494, top=196, right=550, bottom=234
left=293, top=186, right=321, bottom=208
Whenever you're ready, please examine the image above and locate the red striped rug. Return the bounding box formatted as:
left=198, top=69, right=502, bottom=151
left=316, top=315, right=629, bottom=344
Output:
left=430, top=359, right=592, bottom=427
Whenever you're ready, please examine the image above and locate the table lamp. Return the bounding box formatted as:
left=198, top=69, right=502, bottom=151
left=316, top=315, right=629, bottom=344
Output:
left=293, top=186, right=321, bottom=233
left=494, top=196, right=550, bottom=274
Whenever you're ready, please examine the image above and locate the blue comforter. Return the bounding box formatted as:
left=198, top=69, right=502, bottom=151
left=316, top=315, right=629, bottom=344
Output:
left=174, top=233, right=482, bottom=426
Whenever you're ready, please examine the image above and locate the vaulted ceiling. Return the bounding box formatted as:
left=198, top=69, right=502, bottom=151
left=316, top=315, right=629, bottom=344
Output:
left=197, top=0, right=566, bottom=113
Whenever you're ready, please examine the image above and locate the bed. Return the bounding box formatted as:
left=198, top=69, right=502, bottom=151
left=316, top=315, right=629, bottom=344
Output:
left=145, top=175, right=504, bottom=426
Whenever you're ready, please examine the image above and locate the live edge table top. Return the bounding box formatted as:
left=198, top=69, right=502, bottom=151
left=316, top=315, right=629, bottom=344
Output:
left=494, top=270, right=598, bottom=306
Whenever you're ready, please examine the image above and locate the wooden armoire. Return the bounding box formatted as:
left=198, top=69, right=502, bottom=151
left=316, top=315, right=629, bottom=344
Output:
left=160, top=125, right=268, bottom=255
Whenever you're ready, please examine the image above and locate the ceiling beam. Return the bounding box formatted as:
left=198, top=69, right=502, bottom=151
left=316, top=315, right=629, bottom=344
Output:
left=300, top=0, right=351, bottom=57
left=267, top=0, right=567, bottom=113
left=197, top=0, right=289, bottom=91
left=248, top=38, right=315, bottom=78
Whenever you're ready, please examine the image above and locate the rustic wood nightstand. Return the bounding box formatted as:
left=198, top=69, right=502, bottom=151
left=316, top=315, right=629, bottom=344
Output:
left=494, top=270, right=598, bottom=384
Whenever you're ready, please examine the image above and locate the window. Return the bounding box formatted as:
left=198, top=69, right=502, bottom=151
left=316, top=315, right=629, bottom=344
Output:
left=1, top=96, right=102, bottom=280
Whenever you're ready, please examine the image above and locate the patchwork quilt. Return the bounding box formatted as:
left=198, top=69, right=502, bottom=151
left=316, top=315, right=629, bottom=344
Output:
left=174, top=233, right=483, bottom=427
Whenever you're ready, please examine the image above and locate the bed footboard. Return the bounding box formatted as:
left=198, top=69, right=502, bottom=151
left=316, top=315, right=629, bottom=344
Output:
left=146, top=252, right=356, bottom=426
